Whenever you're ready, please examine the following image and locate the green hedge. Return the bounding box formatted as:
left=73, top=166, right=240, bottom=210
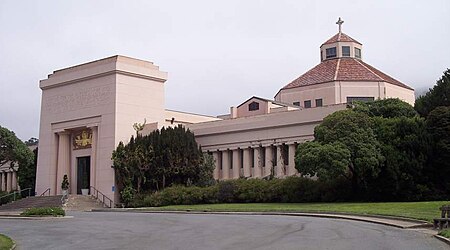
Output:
left=129, top=177, right=351, bottom=207
left=20, top=207, right=65, bottom=217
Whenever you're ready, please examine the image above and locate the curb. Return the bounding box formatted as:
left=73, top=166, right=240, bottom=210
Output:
left=91, top=209, right=431, bottom=229
left=434, top=235, right=450, bottom=246
left=0, top=215, right=73, bottom=220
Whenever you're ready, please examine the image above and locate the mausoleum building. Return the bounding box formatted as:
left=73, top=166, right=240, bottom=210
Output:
left=35, top=19, right=414, bottom=205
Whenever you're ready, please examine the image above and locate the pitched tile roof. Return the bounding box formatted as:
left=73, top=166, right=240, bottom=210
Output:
left=281, top=58, right=413, bottom=90
left=321, top=32, right=362, bottom=47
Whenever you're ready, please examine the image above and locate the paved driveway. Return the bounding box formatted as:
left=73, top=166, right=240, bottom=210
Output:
left=1, top=211, right=447, bottom=250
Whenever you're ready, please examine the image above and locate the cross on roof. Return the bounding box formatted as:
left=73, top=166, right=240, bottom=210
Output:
left=336, top=17, right=344, bottom=33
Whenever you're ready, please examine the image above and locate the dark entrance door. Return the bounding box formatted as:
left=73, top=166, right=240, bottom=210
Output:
left=77, top=156, right=90, bottom=195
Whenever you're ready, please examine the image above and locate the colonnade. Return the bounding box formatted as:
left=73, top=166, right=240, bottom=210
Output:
left=0, top=170, right=18, bottom=192
left=210, top=143, right=298, bottom=180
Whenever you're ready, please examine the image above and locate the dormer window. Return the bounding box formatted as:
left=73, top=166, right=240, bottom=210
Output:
left=342, top=46, right=350, bottom=57
left=355, top=48, right=361, bottom=59
left=248, top=101, right=259, bottom=111
left=326, top=47, right=337, bottom=59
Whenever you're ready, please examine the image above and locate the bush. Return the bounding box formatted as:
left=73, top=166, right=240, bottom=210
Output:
left=20, top=207, right=65, bottom=217
left=128, top=176, right=353, bottom=207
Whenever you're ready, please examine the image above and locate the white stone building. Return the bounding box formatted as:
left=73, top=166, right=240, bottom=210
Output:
left=35, top=19, right=414, bottom=205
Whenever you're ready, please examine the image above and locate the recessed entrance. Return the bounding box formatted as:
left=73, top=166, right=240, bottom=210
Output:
left=77, top=156, right=90, bottom=195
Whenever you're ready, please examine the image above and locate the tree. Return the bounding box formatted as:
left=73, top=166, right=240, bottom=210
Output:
left=353, top=98, right=417, bottom=118
left=296, top=110, right=384, bottom=195
left=18, top=147, right=38, bottom=195
left=415, top=69, right=450, bottom=117
left=0, top=126, right=34, bottom=191
left=369, top=116, right=430, bottom=200
left=112, top=125, right=213, bottom=199
left=425, top=106, right=450, bottom=194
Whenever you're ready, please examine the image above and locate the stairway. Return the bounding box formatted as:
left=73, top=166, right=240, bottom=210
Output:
left=0, top=195, right=63, bottom=212
left=64, top=195, right=107, bottom=211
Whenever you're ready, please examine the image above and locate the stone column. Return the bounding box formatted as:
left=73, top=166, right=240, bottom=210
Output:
left=243, top=148, right=251, bottom=177
left=56, top=132, right=71, bottom=195
left=212, top=151, right=219, bottom=180
left=222, top=150, right=230, bottom=180
left=288, top=144, right=297, bottom=176
left=276, top=145, right=285, bottom=177
left=253, top=147, right=262, bottom=178
left=1, top=172, right=5, bottom=192
left=91, top=127, right=98, bottom=190
left=6, top=172, right=12, bottom=192
left=12, top=171, right=17, bottom=191
left=264, top=146, right=273, bottom=177
left=232, top=149, right=240, bottom=179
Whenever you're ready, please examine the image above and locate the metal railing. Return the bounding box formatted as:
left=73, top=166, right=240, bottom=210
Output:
left=40, top=188, right=51, bottom=196
left=0, top=188, right=33, bottom=205
left=89, top=186, right=114, bottom=208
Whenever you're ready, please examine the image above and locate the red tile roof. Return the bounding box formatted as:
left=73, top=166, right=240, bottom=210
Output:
left=321, top=32, right=361, bottom=47
left=281, top=58, right=413, bottom=90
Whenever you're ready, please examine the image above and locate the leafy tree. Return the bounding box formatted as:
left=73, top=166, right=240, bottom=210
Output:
left=296, top=142, right=350, bottom=181
left=353, top=98, right=417, bottom=118
left=369, top=116, right=430, bottom=200
left=297, top=110, right=384, bottom=195
left=18, top=147, right=38, bottom=195
left=415, top=69, right=450, bottom=117
left=425, top=106, right=450, bottom=194
left=195, top=153, right=216, bottom=187
left=0, top=126, right=34, bottom=191
left=112, top=125, right=212, bottom=201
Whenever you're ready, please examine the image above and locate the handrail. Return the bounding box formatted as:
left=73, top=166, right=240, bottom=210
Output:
left=89, top=186, right=114, bottom=208
left=40, top=188, right=51, bottom=196
left=0, top=188, right=33, bottom=205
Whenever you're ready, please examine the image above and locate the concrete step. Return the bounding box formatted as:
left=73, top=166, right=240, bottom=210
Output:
left=64, top=195, right=107, bottom=211
left=0, top=195, right=63, bottom=212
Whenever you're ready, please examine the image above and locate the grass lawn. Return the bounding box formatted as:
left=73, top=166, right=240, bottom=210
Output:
left=146, top=201, right=449, bottom=222
left=439, top=229, right=450, bottom=239
left=0, top=234, right=14, bottom=250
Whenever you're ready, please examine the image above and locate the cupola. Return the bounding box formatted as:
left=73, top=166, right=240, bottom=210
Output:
left=320, top=18, right=363, bottom=61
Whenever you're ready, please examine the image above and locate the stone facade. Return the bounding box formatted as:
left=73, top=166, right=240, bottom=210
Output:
left=35, top=22, right=415, bottom=204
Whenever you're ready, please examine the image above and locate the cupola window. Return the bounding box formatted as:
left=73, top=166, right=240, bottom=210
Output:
left=326, top=47, right=337, bottom=59
left=355, top=48, right=361, bottom=59
left=248, top=101, right=259, bottom=111
left=342, top=46, right=350, bottom=57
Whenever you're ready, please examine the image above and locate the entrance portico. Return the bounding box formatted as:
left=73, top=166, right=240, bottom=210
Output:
left=35, top=56, right=169, bottom=205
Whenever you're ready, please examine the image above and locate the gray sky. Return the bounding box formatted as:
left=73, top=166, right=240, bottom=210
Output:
left=0, top=0, right=449, bottom=141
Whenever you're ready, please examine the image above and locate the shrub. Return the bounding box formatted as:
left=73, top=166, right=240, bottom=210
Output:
left=128, top=176, right=353, bottom=207
left=21, top=207, right=65, bottom=217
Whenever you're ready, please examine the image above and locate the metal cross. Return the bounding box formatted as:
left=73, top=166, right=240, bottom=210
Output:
left=336, top=17, right=344, bottom=33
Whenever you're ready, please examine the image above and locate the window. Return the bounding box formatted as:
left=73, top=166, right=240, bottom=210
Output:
left=229, top=150, right=233, bottom=169
left=315, top=98, right=323, bottom=107
left=304, top=100, right=311, bottom=108
left=325, top=47, right=337, bottom=59
left=347, top=96, right=374, bottom=103
left=293, top=101, right=300, bottom=106
left=342, top=46, right=350, bottom=57
left=355, top=48, right=361, bottom=59
left=248, top=101, right=259, bottom=111
left=250, top=148, right=255, bottom=168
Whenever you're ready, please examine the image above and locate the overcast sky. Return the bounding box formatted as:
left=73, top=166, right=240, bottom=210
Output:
left=0, top=0, right=449, bottom=141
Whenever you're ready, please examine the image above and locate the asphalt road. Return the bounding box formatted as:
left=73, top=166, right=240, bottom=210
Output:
left=0, top=211, right=447, bottom=250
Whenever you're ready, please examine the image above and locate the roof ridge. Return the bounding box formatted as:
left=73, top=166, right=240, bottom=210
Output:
left=353, top=59, right=384, bottom=81
left=334, top=58, right=341, bottom=81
